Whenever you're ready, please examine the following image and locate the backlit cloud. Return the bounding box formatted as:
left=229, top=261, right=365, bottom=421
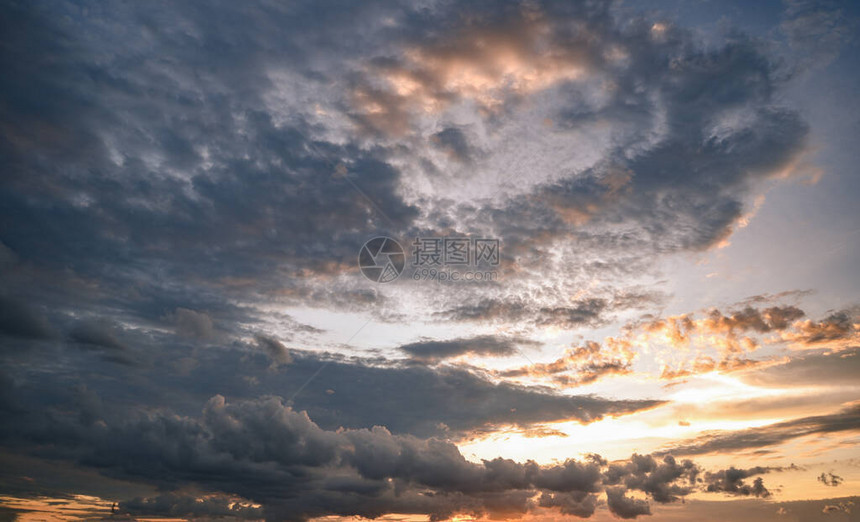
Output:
left=0, top=0, right=858, bottom=519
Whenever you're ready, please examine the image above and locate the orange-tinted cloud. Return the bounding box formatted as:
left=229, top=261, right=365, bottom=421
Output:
left=643, top=305, right=805, bottom=355
left=492, top=304, right=856, bottom=386
left=659, top=355, right=778, bottom=381
left=779, top=309, right=860, bottom=350
left=500, top=338, right=635, bottom=387
left=659, top=404, right=860, bottom=456
left=350, top=7, right=589, bottom=135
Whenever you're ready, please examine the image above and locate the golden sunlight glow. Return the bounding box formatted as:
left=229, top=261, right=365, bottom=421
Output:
left=458, top=402, right=790, bottom=465
left=666, top=373, right=790, bottom=404
left=0, top=494, right=112, bottom=521
left=459, top=371, right=835, bottom=467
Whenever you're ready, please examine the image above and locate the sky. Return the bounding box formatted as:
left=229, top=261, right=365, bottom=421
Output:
left=0, top=0, right=859, bottom=521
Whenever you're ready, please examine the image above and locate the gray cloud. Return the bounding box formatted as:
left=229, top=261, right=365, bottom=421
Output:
left=431, top=127, right=474, bottom=163
left=741, top=347, right=860, bottom=387
left=398, top=335, right=537, bottom=362
left=0, top=295, right=55, bottom=341
left=781, top=0, right=857, bottom=69
left=604, top=454, right=699, bottom=503
left=537, top=490, right=598, bottom=517
left=0, top=327, right=662, bottom=440
left=235, top=351, right=663, bottom=437
left=66, top=319, right=138, bottom=365
left=0, top=0, right=419, bottom=334
left=0, top=1, right=839, bottom=519
left=0, top=392, right=740, bottom=521
left=0, top=0, right=813, bottom=339
left=785, top=309, right=858, bottom=345
left=171, top=308, right=217, bottom=341
left=121, top=493, right=263, bottom=520
left=662, top=405, right=860, bottom=456
left=818, top=472, right=844, bottom=487
left=438, top=297, right=611, bottom=329
left=703, top=305, right=807, bottom=334
left=606, top=486, right=651, bottom=519
left=68, top=321, right=128, bottom=352
left=256, top=335, right=292, bottom=368
left=704, top=467, right=774, bottom=497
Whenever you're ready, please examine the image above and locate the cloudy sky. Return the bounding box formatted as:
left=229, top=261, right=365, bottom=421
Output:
left=1, top=0, right=859, bottom=520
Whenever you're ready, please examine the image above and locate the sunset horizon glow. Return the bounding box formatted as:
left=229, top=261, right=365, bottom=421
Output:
left=1, top=0, right=859, bottom=521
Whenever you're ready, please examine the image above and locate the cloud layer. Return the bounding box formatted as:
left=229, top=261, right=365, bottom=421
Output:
left=0, top=0, right=856, bottom=520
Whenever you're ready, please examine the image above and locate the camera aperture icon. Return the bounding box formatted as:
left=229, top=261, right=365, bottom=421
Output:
left=358, top=237, right=405, bottom=283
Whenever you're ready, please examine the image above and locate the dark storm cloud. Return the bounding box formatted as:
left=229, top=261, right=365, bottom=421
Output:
left=0, top=295, right=56, bottom=341
left=0, top=392, right=733, bottom=521
left=0, top=0, right=813, bottom=337
left=0, top=325, right=662, bottom=440
left=121, top=493, right=263, bottom=520
left=68, top=320, right=128, bottom=352
left=703, top=467, right=774, bottom=497
left=0, top=1, right=836, bottom=519
left=537, top=490, right=598, bottom=517
left=66, top=319, right=139, bottom=366
left=604, top=454, right=699, bottom=504
left=194, top=350, right=663, bottom=437
left=662, top=405, right=860, bottom=456
left=606, top=487, right=651, bottom=519
left=398, top=334, right=536, bottom=362
left=0, top=322, right=715, bottom=521
left=0, top=0, right=418, bottom=332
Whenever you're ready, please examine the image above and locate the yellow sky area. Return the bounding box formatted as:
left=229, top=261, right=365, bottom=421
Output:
left=363, top=513, right=585, bottom=522
left=458, top=373, right=860, bottom=497
left=311, top=512, right=617, bottom=522
left=458, top=409, right=785, bottom=465
left=313, top=514, right=536, bottom=522
left=0, top=494, right=113, bottom=521
left=660, top=372, right=818, bottom=408
left=0, top=494, right=247, bottom=522
left=685, top=452, right=860, bottom=503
